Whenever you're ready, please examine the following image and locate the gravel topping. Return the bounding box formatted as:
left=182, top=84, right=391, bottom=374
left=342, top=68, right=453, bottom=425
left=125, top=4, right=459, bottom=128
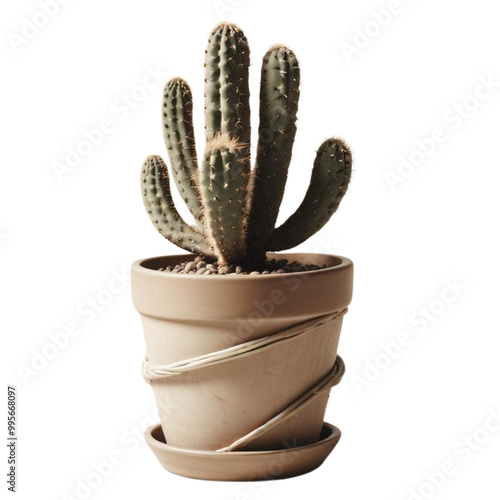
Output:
left=157, top=257, right=326, bottom=275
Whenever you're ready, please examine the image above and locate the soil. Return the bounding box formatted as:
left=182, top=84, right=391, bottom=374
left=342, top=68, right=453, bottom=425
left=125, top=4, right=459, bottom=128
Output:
left=157, top=256, right=326, bottom=275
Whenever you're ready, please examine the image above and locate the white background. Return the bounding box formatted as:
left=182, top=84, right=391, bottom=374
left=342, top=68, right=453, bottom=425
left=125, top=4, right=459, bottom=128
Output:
left=1, top=0, right=500, bottom=499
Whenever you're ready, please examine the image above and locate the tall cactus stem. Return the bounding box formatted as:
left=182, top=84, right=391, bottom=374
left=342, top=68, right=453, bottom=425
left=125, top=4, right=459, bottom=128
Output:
left=247, top=45, right=300, bottom=261
left=204, top=23, right=251, bottom=149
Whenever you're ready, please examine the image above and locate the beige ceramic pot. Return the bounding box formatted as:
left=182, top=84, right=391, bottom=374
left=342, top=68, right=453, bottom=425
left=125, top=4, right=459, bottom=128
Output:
left=132, top=252, right=353, bottom=461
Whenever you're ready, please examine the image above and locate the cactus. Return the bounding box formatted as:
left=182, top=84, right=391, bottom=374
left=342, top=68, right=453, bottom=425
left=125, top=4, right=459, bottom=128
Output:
left=141, top=23, right=352, bottom=268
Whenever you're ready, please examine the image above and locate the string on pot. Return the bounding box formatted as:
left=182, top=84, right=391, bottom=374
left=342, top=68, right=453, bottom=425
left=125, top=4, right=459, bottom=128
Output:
left=142, top=308, right=347, bottom=382
left=141, top=308, right=347, bottom=452
left=216, top=354, right=345, bottom=452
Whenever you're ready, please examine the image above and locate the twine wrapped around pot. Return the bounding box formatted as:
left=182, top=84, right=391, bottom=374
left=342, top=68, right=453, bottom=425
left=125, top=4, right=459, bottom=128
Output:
left=142, top=309, right=347, bottom=452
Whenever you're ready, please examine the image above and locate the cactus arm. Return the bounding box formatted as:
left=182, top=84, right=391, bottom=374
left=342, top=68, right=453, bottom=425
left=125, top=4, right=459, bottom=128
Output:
left=199, top=136, right=249, bottom=265
left=266, top=139, right=352, bottom=252
left=247, top=46, right=300, bottom=260
left=204, top=23, right=251, bottom=148
left=162, top=78, right=203, bottom=224
left=141, top=155, right=213, bottom=256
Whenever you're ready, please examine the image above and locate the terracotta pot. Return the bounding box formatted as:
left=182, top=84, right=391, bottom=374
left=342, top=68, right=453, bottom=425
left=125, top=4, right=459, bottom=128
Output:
left=131, top=253, right=353, bottom=453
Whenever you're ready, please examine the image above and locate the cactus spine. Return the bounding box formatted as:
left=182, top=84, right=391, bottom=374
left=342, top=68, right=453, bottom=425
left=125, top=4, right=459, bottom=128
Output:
left=141, top=23, right=352, bottom=268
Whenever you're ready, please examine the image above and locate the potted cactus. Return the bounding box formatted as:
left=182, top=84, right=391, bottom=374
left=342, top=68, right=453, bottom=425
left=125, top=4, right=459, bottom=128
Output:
left=132, top=22, right=354, bottom=481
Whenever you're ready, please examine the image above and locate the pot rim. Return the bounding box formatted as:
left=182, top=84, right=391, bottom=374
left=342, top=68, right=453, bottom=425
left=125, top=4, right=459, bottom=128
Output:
left=132, top=252, right=353, bottom=322
left=132, top=252, right=353, bottom=282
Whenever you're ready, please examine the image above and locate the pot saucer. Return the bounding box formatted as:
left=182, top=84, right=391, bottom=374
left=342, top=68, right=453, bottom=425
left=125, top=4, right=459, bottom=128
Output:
left=144, top=422, right=341, bottom=481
